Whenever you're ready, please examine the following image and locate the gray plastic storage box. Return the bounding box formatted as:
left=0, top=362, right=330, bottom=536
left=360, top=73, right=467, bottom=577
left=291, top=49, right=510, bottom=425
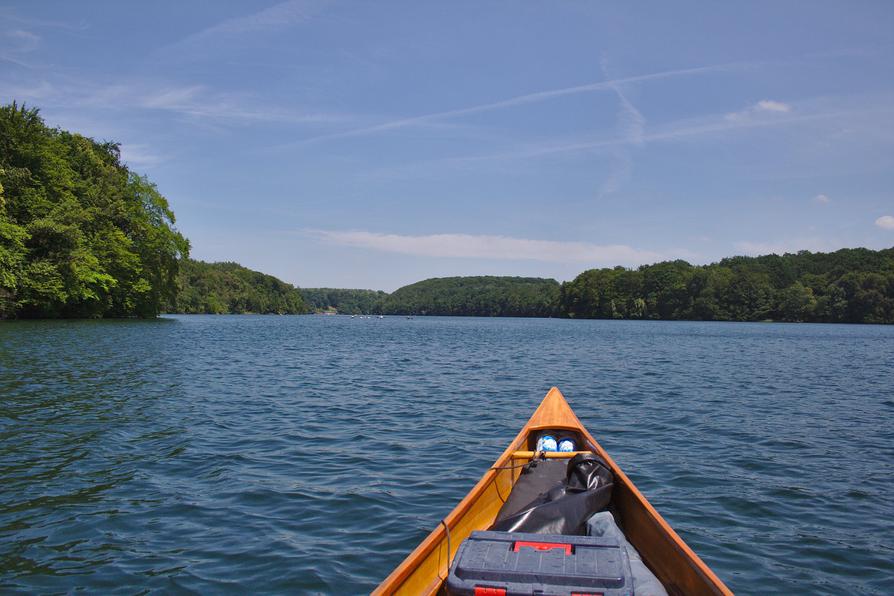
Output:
left=445, top=530, right=633, bottom=596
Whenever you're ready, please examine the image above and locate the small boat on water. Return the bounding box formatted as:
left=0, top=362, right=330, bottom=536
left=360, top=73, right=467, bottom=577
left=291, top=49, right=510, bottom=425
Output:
left=374, top=387, right=732, bottom=595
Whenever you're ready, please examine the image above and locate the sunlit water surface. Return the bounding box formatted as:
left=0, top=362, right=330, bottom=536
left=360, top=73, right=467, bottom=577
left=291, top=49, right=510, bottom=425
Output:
left=1, top=316, right=892, bottom=594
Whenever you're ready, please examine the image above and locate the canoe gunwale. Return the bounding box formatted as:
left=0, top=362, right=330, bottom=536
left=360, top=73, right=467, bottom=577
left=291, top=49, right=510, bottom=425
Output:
left=372, top=387, right=733, bottom=596
left=373, top=433, right=527, bottom=592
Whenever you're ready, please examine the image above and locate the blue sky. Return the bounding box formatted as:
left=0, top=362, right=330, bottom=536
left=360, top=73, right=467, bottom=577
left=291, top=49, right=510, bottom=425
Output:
left=2, top=1, right=893, bottom=291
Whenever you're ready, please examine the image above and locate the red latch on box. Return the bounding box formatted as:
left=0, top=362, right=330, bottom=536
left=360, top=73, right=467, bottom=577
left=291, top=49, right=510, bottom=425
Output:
left=512, top=540, right=573, bottom=555
left=474, top=586, right=507, bottom=596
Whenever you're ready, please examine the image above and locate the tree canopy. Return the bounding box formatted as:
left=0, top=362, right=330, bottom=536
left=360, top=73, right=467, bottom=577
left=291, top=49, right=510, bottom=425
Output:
left=302, top=277, right=561, bottom=317
left=0, top=102, right=188, bottom=318
left=302, top=251, right=894, bottom=323
left=560, top=248, right=894, bottom=324
left=299, top=288, right=387, bottom=315
left=166, top=259, right=306, bottom=314
left=380, top=276, right=561, bottom=316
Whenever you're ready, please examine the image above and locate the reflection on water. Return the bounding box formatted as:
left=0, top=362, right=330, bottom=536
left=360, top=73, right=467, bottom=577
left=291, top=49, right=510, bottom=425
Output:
left=1, top=316, right=893, bottom=593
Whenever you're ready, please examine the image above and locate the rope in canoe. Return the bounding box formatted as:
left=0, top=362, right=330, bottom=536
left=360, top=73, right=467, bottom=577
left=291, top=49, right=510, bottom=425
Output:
left=439, top=456, right=536, bottom=580
left=493, top=471, right=507, bottom=503
left=440, top=519, right=452, bottom=579
left=436, top=454, right=549, bottom=580
left=490, top=460, right=537, bottom=471
left=439, top=454, right=549, bottom=578
left=490, top=453, right=543, bottom=503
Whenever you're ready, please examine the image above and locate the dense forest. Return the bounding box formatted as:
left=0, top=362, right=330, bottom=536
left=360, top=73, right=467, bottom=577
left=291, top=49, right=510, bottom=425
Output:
left=165, top=260, right=306, bottom=314
left=301, top=277, right=561, bottom=316
left=300, top=277, right=561, bottom=316
left=560, top=249, right=894, bottom=323
left=379, top=276, right=561, bottom=317
left=1, top=103, right=188, bottom=318
left=303, top=249, right=894, bottom=323
left=299, top=288, right=387, bottom=315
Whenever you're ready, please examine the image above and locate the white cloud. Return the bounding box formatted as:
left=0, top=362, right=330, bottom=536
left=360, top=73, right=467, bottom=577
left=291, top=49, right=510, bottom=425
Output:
left=0, top=28, right=41, bottom=66
left=131, top=85, right=342, bottom=124
left=162, top=0, right=327, bottom=54
left=119, top=144, right=166, bottom=168
left=0, top=10, right=88, bottom=31
left=4, top=29, right=40, bottom=52
left=756, top=100, right=792, bottom=113
left=2, top=78, right=347, bottom=127
left=876, top=215, right=894, bottom=230
left=814, top=194, right=831, bottom=204
left=199, top=0, right=322, bottom=36
left=0, top=80, right=54, bottom=101
left=139, top=86, right=204, bottom=110
left=725, top=99, right=792, bottom=121
left=306, top=229, right=664, bottom=265
left=733, top=238, right=836, bottom=255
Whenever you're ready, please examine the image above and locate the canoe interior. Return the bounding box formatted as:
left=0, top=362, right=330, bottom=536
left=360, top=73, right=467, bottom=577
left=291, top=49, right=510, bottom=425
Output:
left=373, top=387, right=732, bottom=596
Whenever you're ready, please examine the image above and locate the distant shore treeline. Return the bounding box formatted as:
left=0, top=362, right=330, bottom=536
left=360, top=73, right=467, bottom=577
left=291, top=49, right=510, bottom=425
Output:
left=303, top=249, right=894, bottom=324
left=559, top=249, right=893, bottom=323
left=2, top=103, right=891, bottom=323
left=301, top=277, right=560, bottom=317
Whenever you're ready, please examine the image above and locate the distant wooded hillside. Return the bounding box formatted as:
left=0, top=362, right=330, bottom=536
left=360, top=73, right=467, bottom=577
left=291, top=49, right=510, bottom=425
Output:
left=298, top=288, right=387, bottom=315
left=301, top=249, right=894, bottom=323
left=381, top=276, right=561, bottom=317
left=301, top=277, right=562, bottom=317
left=560, top=248, right=894, bottom=323
left=167, top=260, right=306, bottom=314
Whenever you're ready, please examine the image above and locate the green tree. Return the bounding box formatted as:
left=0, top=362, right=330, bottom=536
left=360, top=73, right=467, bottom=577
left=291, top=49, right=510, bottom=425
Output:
left=166, top=260, right=307, bottom=314
left=776, top=282, right=817, bottom=322
left=558, top=247, right=892, bottom=323
left=0, top=102, right=188, bottom=318
left=380, top=276, right=560, bottom=317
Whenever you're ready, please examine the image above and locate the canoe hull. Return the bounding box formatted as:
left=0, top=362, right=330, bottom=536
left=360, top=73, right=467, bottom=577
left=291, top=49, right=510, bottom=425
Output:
left=373, top=387, right=732, bottom=595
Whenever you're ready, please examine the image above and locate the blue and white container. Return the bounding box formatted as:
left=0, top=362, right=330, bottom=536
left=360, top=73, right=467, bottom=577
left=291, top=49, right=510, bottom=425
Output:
left=535, top=434, right=558, bottom=452
left=558, top=438, right=577, bottom=452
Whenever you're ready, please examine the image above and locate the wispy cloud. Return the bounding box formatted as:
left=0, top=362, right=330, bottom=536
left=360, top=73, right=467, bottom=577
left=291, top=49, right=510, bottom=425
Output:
left=725, top=99, right=792, bottom=121
left=733, top=238, right=838, bottom=255
left=306, top=229, right=664, bottom=264
left=160, top=0, right=328, bottom=55
left=597, top=56, right=646, bottom=197
left=0, top=80, right=54, bottom=101
left=119, top=143, right=166, bottom=168
left=4, top=29, right=40, bottom=52
left=130, top=84, right=344, bottom=125
left=756, top=100, right=791, bottom=113
left=289, top=63, right=739, bottom=146
left=421, top=100, right=890, bottom=168
left=0, top=8, right=88, bottom=32
left=0, top=28, right=40, bottom=67
left=876, top=215, right=894, bottom=230
left=1, top=77, right=347, bottom=127
left=0, top=6, right=88, bottom=67
left=813, top=193, right=831, bottom=204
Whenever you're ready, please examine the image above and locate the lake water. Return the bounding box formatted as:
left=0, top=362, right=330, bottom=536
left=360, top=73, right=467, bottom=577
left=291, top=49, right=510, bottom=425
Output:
left=1, top=315, right=892, bottom=594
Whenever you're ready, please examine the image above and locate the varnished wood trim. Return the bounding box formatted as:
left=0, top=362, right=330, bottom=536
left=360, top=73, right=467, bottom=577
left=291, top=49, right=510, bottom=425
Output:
left=372, top=387, right=733, bottom=596
left=510, top=450, right=591, bottom=459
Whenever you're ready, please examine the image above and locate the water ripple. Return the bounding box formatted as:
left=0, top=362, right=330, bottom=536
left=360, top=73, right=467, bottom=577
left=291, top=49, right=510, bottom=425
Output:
left=1, top=316, right=893, bottom=594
